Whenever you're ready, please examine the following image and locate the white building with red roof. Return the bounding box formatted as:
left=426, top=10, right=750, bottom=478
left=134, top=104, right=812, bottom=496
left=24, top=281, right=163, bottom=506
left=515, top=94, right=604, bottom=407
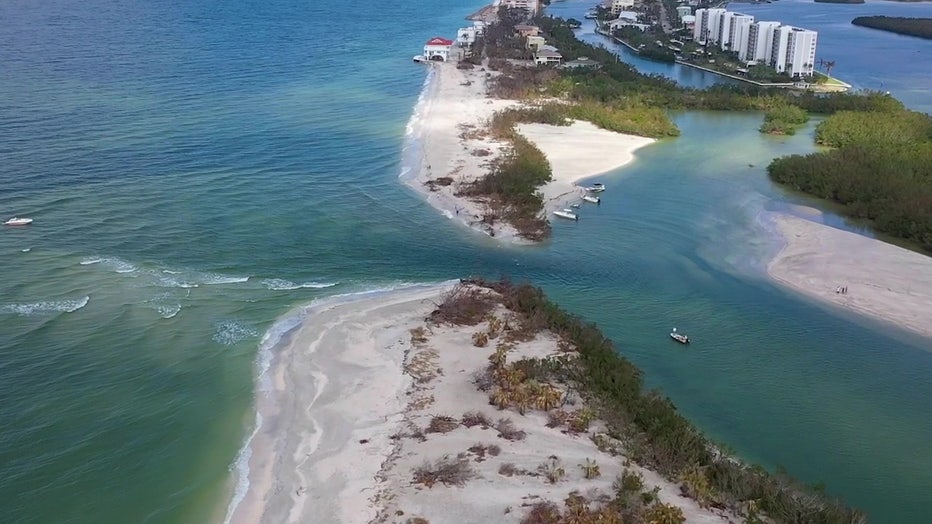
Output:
left=423, top=37, right=454, bottom=61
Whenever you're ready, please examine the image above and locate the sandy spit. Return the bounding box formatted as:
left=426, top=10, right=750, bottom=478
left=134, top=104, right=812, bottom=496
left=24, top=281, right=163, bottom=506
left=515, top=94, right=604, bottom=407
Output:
left=767, top=214, right=932, bottom=340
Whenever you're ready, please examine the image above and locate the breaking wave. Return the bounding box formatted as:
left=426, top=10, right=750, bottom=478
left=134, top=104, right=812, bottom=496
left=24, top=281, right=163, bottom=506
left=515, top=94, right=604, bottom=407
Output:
left=0, top=296, right=90, bottom=316
left=260, top=278, right=338, bottom=291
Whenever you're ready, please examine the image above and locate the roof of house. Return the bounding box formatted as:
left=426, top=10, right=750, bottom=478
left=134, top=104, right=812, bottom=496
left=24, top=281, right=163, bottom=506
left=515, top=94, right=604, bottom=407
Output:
left=515, top=24, right=540, bottom=31
left=425, top=37, right=454, bottom=46
left=536, top=50, right=563, bottom=58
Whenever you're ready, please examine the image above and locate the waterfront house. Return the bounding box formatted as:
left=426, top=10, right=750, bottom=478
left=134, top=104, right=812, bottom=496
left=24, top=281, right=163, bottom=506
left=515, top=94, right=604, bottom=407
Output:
left=514, top=24, right=540, bottom=38
left=534, top=45, right=563, bottom=66
left=526, top=35, right=546, bottom=52
left=423, top=37, right=454, bottom=61
left=457, top=23, right=485, bottom=48
left=561, top=57, right=600, bottom=69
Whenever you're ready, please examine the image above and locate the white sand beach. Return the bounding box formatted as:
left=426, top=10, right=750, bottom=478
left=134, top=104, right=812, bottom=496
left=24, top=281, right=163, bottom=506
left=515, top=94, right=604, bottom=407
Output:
left=230, top=281, right=739, bottom=523
left=516, top=120, right=655, bottom=212
left=402, top=60, right=524, bottom=242
left=767, top=214, right=932, bottom=340
left=403, top=61, right=655, bottom=242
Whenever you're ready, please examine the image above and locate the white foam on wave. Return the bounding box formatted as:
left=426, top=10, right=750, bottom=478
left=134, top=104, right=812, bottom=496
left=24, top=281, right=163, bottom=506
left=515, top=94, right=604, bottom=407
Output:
left=222, top=411, right=263, bottom=524
left=1, top=295, right=90, bottom=316
left=203, top=274, right=251, bottom=285
left=398, top=68, right=437, bottom=182
left=156, top=303, right=181, bottom=319
left=80, top=256, right=137, bottom=273
left=212, top=320, right=260, bottom=345
left=260, top=278, right=339, bottom=291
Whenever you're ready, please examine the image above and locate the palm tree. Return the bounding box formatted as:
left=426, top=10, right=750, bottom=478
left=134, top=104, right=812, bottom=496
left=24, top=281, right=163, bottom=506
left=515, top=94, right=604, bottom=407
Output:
left=825, top=60, right=836, bottom=75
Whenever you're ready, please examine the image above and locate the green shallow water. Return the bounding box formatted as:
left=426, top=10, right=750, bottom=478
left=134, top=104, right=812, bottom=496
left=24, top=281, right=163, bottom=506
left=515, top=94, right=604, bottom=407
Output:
left=1, top=0, right=931, bottom=522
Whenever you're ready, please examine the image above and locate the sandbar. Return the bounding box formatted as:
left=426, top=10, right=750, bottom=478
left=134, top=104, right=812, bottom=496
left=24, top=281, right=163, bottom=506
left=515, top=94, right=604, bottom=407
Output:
left=767, top=214, right=932, bottom=340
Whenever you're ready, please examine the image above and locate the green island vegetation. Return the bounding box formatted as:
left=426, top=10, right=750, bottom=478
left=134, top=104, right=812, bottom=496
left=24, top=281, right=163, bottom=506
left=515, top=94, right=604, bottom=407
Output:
left=435, top=279, right=866, bottom=523
left=760, top=103, right=810, bottom=135
left=462, top=8, right=930, bottom=252
left=851, top=16, right=932, bottom=40
left=768, top=108, right=932, bottom=251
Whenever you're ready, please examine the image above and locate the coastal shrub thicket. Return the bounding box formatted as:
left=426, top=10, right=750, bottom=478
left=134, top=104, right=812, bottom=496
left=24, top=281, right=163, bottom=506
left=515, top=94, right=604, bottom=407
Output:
left=768, top=143, right=932, bottom=251
left=759, top=103, right=809, bottom=135
left=458, top=132, right=552, bottom=241
left=852, top=16, right=932, bottom=40
left=464, top=278, right=865, bottom=523
left=814, top=109, right=932, bottom=148
left=768, top=107, right=932, bottom=252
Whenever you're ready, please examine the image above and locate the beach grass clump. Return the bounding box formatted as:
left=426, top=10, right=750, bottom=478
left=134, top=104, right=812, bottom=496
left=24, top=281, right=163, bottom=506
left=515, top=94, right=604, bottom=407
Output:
left=494, top=418, right=527, bottom=441
left=466, top=443, right=502, bottom=462
left=472, top=331, right=489, bottom=347
left=412, top=455, right=475, bottom=488
left=579, top=458, right=601, bottom=479
left=644, top=502, right=686, bottom=524
left=520, top=501, right=562, bottom=524
left=426, top=415, right=459, bottom=434
left=538, top=457, right=566, bottom=484
left=461, top=410, right=492, bottom=428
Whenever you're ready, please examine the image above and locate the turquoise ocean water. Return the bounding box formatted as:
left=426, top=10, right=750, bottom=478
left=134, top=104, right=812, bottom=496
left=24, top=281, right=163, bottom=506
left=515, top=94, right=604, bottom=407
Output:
left=0, top=0, right=930, bottom=522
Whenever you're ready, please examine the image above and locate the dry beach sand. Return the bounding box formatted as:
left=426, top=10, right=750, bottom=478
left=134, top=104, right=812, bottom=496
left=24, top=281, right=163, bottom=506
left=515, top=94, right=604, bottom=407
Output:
left=402, top=61, right=655, bottom=243
left=768, top=214, right=932, bottom=340
left=229, top=281, right=738, bottom=524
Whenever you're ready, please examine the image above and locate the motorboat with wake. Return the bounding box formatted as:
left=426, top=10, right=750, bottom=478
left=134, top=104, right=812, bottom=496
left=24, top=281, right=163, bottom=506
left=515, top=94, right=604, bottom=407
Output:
left=670, top=328, right=689, bottom=344
left=553, top=209, right=578, bottom=221
left=4, top=217, right=33, bottom=226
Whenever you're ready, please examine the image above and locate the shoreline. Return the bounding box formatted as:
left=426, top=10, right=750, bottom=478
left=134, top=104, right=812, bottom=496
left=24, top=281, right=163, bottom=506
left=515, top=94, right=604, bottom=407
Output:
left=401, top=60, right=658, bottom=243
left=228, top=281, right=742, bottom=523
left=225, top=282, right=456, bottom=524
left=766, top=213, right=932, bottom=340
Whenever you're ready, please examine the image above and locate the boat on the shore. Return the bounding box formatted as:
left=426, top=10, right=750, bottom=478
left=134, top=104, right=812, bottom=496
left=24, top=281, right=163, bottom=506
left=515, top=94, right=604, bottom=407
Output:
left=582, top=195, right=601, bottom=204
left=413, top=55, right=427, bottom=63
left=670, top=328, right=689, bottom=344
left=4, top=217, right=33, bottom=226
left=553, top=209, right=578, bottom=221
left=584, top=183, right=605, bottom=193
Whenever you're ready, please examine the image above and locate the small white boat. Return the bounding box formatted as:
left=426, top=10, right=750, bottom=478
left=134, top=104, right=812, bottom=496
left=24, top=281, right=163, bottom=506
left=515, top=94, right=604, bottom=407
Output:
left=670, top=328, right=690, bottom=344
left=4, top=217, right=33, bottom=226
left=413, top=55, right=427, bottom=63
left=582, top=195, right=601, bottom=204
left=553, top=209, right=578, bottom=221
left=584, top=183, right=605, bottom=193
left=570, top=203, right=581, bottom=209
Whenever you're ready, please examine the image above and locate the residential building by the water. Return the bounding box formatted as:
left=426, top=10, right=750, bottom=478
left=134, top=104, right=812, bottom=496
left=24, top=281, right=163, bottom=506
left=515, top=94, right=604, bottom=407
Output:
left=610, top=0, right=635, bottom=15
left=742, top=21, right=780, bottom=63
left=782, top=27, right=818, bottom=76
left=497, top=0, right=540, bottom=14
left=693, top=8, right=726, bottom=45
left=692, top=8, right=818, bottom=77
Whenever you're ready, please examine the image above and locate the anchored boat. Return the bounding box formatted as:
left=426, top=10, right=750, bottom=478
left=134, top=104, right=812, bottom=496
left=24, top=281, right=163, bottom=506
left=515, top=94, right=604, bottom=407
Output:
left=670, top=328, right=689, bottom=344
left=583, top=183, right=605, bottom=193
left=553, top=209, right=578, bottom=221
left=582, top=195, right=601, bottom=204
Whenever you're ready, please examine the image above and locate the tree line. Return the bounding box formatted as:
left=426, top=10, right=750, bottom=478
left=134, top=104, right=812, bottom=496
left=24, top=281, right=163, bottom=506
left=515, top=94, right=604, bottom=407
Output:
left=852, top=16, right=932, bottom=40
